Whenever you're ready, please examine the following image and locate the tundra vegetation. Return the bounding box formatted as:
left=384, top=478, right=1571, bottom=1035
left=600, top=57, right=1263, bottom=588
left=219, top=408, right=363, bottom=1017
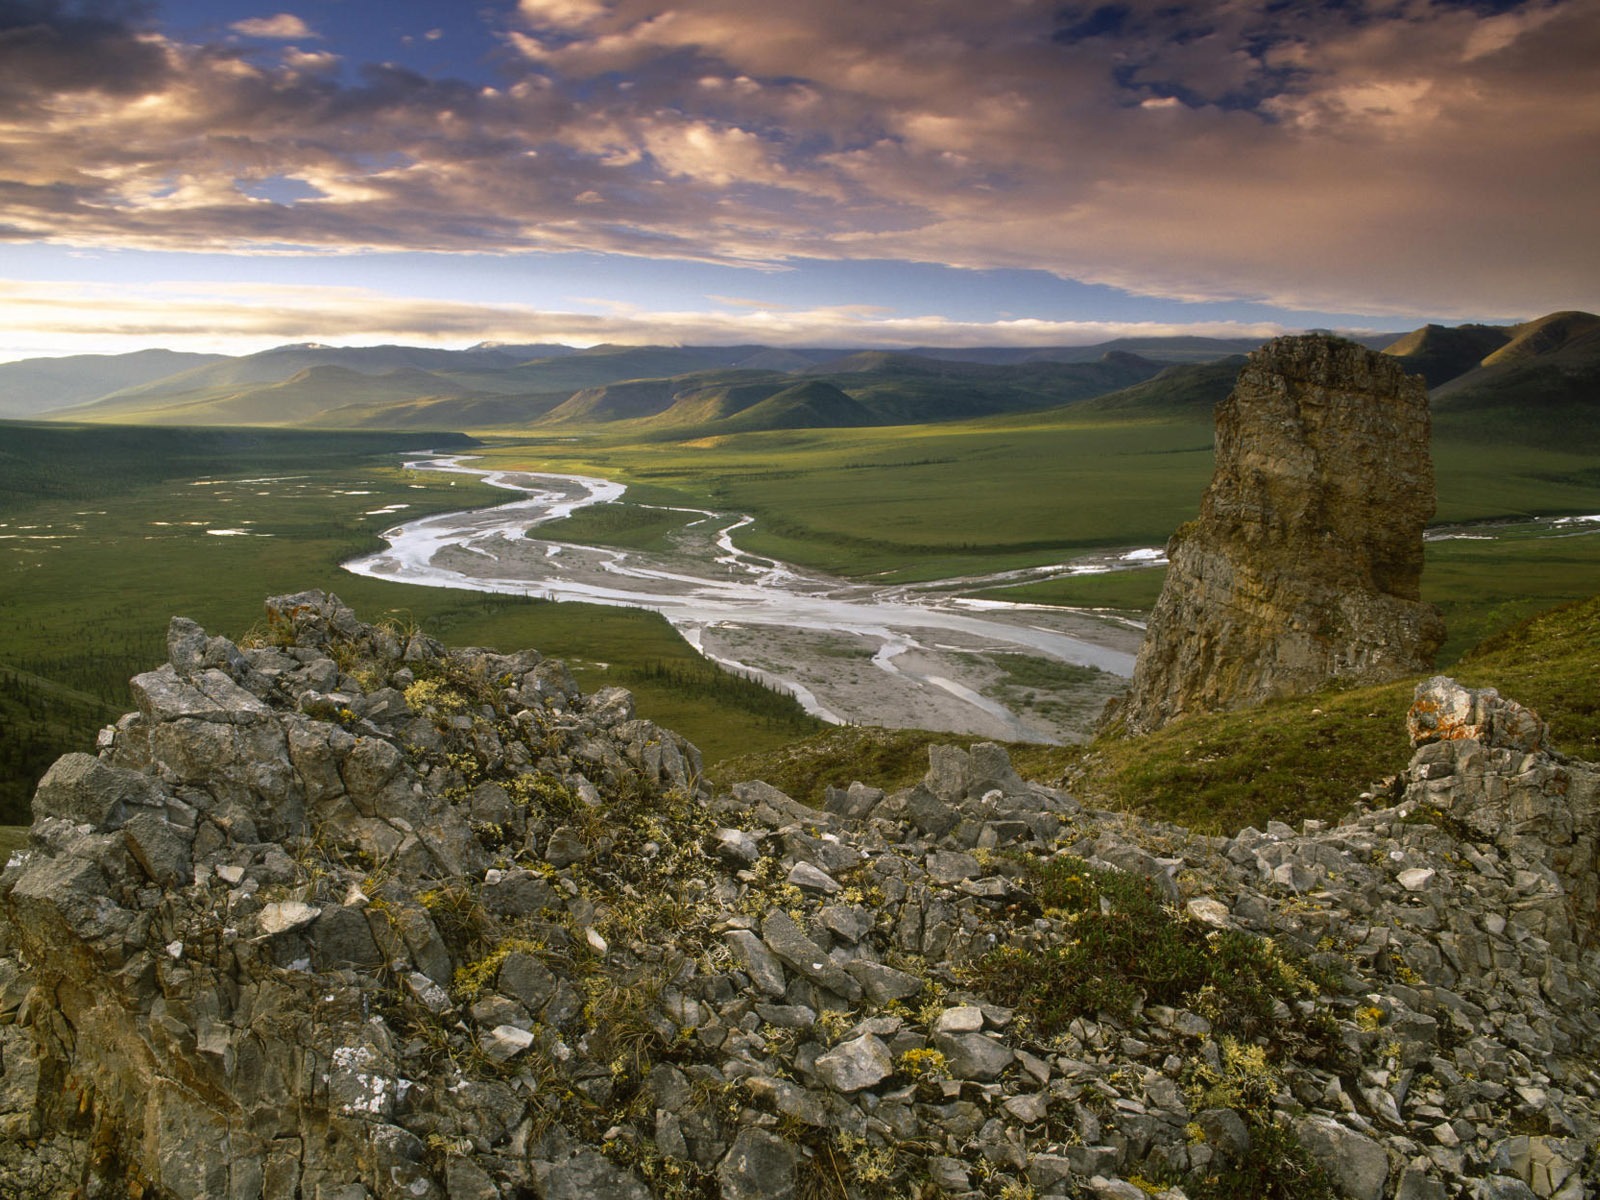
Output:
left=1, top=340, right=1598, bottom=831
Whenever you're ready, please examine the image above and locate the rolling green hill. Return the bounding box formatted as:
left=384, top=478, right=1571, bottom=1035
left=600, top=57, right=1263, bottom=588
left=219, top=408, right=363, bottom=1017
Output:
left=1381, top=322, right=1515, bottom=388
left=1426, top=312, right=1600, bottom=451
left=87, top=365, right=471, bottom=427
left=704, top=380, right=875, bottom=433
left=636, top=379, right=793, bottom=428
left=0, top=349, right=225, bottom=418
left=1069, top=357, right=1245, bottom=415
left=18, top=339, right=1189, bottom=432
left=540, top=370, right=786, bottom=426
left=15, top=315, right=1596, bottom=443
left=72, top=343, right=515, bottom=409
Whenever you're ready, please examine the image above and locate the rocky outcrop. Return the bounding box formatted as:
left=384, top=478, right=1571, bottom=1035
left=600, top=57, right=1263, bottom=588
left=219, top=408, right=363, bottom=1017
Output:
left=1, top=596, right=1596, bottom=1200
left=1118, top=334, right=1445, bottom=734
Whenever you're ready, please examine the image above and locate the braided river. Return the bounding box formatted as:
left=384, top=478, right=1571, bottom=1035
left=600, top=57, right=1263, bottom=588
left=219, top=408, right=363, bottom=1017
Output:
left=343, top=457, right=1153, bottom=743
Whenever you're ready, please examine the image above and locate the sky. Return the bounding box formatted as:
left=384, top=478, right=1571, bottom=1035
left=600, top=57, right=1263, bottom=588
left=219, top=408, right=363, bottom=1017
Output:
left=1, top=0, right=1596, bottom=362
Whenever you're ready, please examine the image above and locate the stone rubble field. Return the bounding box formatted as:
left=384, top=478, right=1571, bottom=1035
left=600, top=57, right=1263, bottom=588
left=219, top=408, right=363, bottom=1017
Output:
left=0, top=591, right=1595, bottom=1200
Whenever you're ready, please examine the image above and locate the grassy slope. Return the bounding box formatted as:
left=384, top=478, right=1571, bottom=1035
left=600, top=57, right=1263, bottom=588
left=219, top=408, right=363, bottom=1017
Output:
left=1069, top=592, right=1600, bottom=834
left=719, top=593, right=1600, bottom=837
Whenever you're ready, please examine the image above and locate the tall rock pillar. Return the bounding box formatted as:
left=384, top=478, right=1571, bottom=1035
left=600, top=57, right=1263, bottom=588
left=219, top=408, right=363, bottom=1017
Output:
left=1116, top=334, right=1444, bottom=734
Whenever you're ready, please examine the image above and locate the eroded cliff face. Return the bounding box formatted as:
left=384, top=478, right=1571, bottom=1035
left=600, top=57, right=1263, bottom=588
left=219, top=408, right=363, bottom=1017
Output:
left=1118, top=334, right=1445, bottom=735
left=1, top=596, right=1596, bottom=1200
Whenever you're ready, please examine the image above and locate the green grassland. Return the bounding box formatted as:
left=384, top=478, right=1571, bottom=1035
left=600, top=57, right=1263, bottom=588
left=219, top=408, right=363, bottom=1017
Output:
left=470, top=403, right=1600, bottom=641
left=0, top=422, right=476, bottom=514
left=474, top=416, right=1219, bottom=579
left=0, top=423, right=821, bottom=822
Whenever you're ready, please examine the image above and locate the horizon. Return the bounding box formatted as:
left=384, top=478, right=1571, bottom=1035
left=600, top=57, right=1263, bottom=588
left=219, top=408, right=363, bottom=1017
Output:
left=2, top=0, right=1594, bottom=363
left=0, top=325, right=1433, bottom=368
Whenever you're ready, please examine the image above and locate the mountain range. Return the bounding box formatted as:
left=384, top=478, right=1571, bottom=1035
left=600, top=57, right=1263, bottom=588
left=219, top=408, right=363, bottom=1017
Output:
left=0, top=315, right=1592, bottom=439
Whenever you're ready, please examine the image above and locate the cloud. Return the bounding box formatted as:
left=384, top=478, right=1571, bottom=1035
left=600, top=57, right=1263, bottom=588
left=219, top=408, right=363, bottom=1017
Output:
left=230, top=13, right=316, bottom=39
left=0, top=0, right=1594, bottom=319
left=0, top=277, right=1300, bottom=359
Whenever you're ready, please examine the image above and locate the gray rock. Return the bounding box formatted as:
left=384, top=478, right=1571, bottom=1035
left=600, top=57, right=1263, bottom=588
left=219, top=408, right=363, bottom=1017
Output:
left=122, top=811, right=192, bottom=888
left=842, top=960, right=923, bottom=1005
left=442, top=1158, right=500, bottom=1200
left=402, top=971, right=452, bottom=1015
left=817, top=904, right=872, bottom=944
left=906, top=785, right=959, bottom=838
left=1003, top=1092, right=1048, bottom=1124
left=1196, top=1108, right=1250, bottom=1163
left=544, top=1151, right=650, bottom=1200
left=1092, top=834, right=1180, bottom=903
left=258, top=900, right=320, bottom=936
left=1087, top=1179, right=1146, bottom=1200
left=927, top=1156, right=970, bottom=1192
left=1295, top=1115, right=1390, bottom=1200
left=925, top=851, right=982, bottom=884
left=131, top=664, right=272, bottom=724
left=480, top=869, right=559, bottom=917
left=717, top=1127, right=797, bottom=1200
left=726, top=929, right=788, bottom=998
left=933, top=1032, right=1013, bottom=1082
left=311, top=905, right=384, bottom=971
left=786, top=861, right=839, bottom=895
left=1474, top=1180, right=1538, bottom=1200
left=8, top=595, right=1600, bottom=1200
left=364, top=1124, right=443, bottom=1200
left=545, top=826, right=589, bottom=868
left=32, top=752, right=161, bottom=829
left=760, top=910, right=862, bottom=1002
left=924, top=744, right=972, bottom=802
left=1396, top=1167, right=1448, bottom=1200
left=933, top=1005, right=984, bottom=1034
left=479, top=1025, right=535, bottom=1063
left=813, top=1034, right=893, bottom=1093
left=754, top=1004, right=815, bottom=1029
left=1027, top=1153, right=1075, bottom=1190
left=823, top=781, right=883, bottom=820
left=714, top=827, right=760, bottom=866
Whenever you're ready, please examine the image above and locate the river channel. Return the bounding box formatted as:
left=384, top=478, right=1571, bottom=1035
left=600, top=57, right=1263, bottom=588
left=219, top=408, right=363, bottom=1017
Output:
left=343, top=457, right=1155, bottom=743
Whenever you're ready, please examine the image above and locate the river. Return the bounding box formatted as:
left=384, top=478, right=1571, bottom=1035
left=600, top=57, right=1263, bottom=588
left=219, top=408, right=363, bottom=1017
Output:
left=343, top=456, right=1153, bottom=743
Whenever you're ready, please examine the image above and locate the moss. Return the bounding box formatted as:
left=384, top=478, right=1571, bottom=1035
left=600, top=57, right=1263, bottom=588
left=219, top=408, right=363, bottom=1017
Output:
left=895, top=1047, right=950, bottom=1082
left=963, top=855, right=1333, bottom=1044
left=1188, top=1117, right=1339, bottom=1200
left=449, top=937, right=543, bottom=1002
left=1453, top=592, right=1600, bottom=760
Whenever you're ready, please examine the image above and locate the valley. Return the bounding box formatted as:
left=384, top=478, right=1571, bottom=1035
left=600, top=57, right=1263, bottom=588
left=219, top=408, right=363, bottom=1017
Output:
left=1, top=314, right=1598, bottom=825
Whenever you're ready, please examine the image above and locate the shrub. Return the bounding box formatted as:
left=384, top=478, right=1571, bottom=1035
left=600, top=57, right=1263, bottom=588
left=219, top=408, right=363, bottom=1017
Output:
left=964, top=855, right=1329, bottom=1039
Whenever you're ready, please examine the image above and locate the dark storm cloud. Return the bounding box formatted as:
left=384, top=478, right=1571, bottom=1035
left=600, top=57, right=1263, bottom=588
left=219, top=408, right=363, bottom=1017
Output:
left=0, top=0, right=170, bottom=107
